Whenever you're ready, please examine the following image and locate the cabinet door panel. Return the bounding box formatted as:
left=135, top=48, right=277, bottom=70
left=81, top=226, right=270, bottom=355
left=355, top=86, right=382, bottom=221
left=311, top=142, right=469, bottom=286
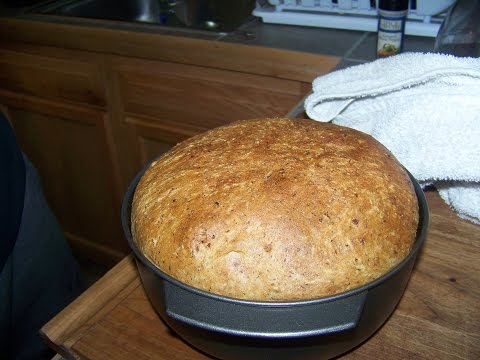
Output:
left=0, top=48, right=105, bottom=107
left=116, top=59, right=307, bottom=130
left=125, top=115, right=197, bottom=167
left=7, top=105, right=127, bottom=264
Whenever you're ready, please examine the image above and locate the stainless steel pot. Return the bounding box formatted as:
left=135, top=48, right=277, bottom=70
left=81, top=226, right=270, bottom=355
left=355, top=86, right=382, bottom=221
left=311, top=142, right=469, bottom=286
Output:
left=122, top=163, right=429, bottom=360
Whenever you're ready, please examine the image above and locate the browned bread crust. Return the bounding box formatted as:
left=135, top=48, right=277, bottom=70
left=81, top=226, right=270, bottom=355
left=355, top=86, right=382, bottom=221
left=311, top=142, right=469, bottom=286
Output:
left=131, top=118, right=419, bottom=301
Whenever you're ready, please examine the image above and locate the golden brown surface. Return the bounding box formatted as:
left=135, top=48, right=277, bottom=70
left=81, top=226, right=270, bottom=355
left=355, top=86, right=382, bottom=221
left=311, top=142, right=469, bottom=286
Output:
left=131, top=118, right=419, bottom=301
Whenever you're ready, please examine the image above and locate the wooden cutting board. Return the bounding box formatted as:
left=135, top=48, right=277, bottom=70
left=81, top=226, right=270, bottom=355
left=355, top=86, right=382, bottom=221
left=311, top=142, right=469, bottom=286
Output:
left=40, top=190, right=480, bottom=360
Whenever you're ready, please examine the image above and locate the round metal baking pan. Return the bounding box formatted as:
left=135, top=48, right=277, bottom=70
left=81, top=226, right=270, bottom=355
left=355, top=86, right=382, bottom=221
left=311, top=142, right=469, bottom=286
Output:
left=122, top=161, right=429, bottom=360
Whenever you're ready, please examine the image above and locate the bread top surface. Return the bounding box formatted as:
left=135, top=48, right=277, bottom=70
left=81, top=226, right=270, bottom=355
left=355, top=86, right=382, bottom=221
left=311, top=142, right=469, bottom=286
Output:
left=131, top=118, right=419, bottom=301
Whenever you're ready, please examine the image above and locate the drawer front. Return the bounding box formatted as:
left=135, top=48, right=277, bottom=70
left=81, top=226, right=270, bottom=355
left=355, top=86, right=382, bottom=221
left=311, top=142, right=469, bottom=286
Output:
left=0, top=47, right=105, bottom=107
left=115, top=59, right=307, bottom=130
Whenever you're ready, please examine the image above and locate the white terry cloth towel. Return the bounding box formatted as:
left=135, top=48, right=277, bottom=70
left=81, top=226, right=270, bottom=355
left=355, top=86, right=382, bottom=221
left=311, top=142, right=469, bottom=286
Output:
left=304, top=52, right=480, bottom=225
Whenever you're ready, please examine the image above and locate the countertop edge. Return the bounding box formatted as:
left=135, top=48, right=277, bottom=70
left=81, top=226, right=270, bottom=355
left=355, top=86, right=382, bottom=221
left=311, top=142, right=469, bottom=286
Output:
left=0, top=16, right=340, bottom=82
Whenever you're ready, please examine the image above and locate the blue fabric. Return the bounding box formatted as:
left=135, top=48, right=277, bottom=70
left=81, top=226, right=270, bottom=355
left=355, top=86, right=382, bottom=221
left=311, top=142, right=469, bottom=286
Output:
left=0, top=114, right=25, bottom=273
left=0, top=116, right=84, bottom=359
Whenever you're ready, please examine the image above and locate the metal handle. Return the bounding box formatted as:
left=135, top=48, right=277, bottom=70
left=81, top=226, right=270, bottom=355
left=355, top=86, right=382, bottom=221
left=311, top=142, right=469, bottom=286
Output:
left=164, top=281, right=367, bottom=338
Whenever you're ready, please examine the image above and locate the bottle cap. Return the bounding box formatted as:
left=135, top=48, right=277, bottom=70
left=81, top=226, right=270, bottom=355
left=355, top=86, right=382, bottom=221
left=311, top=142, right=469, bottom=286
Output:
left=379, top=0, right=409, bottom=11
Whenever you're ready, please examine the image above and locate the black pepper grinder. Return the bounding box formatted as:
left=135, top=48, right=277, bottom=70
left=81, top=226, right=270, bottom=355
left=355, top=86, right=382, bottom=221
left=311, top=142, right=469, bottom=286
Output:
left=376, top=0, right=409, bottom=58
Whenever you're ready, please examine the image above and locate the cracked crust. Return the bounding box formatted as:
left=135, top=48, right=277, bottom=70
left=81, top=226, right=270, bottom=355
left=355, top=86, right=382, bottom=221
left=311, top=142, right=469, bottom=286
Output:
left=131, top=118, right=419, bottom=301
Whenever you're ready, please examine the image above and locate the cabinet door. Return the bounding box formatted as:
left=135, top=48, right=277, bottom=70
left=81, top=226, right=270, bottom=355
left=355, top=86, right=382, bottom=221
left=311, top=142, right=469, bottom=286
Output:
left=3, top=101, right=127, bottom=266
left=124, top=114, right=199, bottom=167
left=112, top=57, right=311, bottom=174
left=115, top=58, right=311, bottom=131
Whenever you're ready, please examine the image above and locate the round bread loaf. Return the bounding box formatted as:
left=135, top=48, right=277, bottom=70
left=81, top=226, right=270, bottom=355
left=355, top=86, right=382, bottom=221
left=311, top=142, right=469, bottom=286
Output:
left=131, top=118, right=419, bottom=301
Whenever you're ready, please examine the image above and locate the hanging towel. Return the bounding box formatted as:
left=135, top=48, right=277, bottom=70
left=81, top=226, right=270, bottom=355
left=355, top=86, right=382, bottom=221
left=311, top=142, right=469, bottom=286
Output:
left=304, top=52, right=480, bottom=224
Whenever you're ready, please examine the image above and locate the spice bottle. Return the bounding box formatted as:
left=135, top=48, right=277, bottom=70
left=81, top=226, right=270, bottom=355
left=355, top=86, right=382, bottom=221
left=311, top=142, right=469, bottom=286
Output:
left=376, top=0, right=409, bottom=58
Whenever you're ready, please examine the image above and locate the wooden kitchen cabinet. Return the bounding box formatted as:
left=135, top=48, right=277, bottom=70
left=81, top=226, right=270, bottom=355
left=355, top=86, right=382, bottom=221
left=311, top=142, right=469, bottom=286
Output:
left=0, top=44, right=128, bottom=265
left=0, top=20, right=339, bottom=265
left=115, top=58, right=311, bottom=128
left=113, top=56, right=313, bottom=168
left=0, top=44, right=105, bottom=107
left=124, top=114, right=199, bottom=167
left=0, top=100, right=128, bottom=265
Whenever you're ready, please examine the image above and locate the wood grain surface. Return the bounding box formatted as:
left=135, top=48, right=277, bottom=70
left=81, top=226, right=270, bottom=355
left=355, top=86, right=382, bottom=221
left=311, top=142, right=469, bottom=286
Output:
left=0, top=18, right=339, bottom=83
left=40, top=190, right=480, bottom=360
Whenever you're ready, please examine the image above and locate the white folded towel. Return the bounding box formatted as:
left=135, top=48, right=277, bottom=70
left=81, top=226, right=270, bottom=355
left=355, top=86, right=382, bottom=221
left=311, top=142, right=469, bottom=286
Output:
left=304, top=52, right=480, bottom=224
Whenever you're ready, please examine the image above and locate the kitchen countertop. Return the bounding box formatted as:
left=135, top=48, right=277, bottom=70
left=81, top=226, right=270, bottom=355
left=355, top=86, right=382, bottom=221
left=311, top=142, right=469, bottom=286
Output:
left=40, top=189, right=480, bottom=359
left=0, top=3, right=436, bottom=121
left=223, top=19, right=436, bottom=70
left=1, top=2, right=436, bottom=70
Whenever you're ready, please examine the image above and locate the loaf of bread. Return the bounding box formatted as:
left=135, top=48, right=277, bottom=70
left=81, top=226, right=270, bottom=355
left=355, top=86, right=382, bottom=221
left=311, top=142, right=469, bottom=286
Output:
left=131, top=118, right=419, bottom=301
